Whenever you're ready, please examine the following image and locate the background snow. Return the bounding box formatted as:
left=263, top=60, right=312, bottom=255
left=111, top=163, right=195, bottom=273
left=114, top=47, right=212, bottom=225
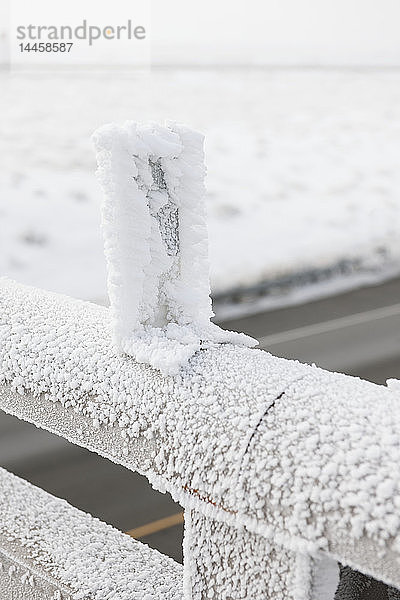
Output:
left=1, top=68, right=400, bottom=307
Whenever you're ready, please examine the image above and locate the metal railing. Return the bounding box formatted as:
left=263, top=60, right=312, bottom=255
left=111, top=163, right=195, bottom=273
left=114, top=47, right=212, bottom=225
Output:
left=1, top=122, right=400, bottom=599
left=1, top=278, right=400, bottom=599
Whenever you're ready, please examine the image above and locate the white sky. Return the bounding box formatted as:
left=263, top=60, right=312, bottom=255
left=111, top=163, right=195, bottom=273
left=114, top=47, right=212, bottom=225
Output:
left=1, top=0, right=400, bottom=65
left=151, top=0, right=400, bottom=65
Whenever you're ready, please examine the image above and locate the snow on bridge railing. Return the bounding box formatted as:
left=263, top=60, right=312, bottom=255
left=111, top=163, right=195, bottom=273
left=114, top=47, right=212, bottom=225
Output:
left=1, top=123, right=400, bottom=600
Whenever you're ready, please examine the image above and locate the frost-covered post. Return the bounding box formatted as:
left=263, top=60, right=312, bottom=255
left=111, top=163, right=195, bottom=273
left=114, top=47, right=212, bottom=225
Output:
left=93, top=121, right=255, bottom=375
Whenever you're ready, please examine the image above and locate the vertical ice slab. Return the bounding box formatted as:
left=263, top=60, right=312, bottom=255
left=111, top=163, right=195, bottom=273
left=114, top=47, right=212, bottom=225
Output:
left=93, top=121, right=256, bottom=374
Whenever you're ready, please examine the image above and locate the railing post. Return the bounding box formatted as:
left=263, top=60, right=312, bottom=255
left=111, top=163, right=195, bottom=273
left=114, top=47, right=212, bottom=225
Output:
left=93, top=121, right=255, bottom=376
left=183, top=509, right=300, bottom=600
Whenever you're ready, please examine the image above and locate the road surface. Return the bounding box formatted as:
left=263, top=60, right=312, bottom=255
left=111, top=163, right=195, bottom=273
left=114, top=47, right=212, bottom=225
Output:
left=222, top=275, right=400, bottom=383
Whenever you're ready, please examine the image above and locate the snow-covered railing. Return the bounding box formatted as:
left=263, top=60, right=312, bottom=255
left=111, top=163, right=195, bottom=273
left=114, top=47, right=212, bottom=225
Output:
left=0, top=467, right=182, bottom=600
left=2, top=281, right=400, bottom=598
left=1, top=122, right=400, bottom=599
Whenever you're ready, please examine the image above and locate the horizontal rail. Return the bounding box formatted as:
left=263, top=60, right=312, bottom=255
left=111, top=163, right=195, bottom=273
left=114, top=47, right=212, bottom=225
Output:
left=1, top=279, right=400, bottom=589
left=0, top=467, right=182, bottom=600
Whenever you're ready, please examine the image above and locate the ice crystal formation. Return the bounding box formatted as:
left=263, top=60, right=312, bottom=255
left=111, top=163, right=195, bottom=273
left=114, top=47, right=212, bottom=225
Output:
left=92, top=121, right=256, bottom=375
left=0, top=467, right=182, bottom=600
left=1, top=279, right=400, bottom=598
left=1, top=122, right=400, bottom=599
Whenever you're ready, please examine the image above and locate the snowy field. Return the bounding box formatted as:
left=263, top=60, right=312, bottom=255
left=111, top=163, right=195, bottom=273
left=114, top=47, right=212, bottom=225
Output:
left=1, top=68, right=400, bottom=313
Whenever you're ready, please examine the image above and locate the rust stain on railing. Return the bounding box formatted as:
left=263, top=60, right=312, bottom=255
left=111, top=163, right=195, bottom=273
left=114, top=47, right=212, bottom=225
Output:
left=182, top=485, right=238, bottom=515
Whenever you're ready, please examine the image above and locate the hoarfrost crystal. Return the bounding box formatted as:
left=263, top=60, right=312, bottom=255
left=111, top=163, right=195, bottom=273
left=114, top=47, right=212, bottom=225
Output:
left=93, top=121, right=256, bottom=375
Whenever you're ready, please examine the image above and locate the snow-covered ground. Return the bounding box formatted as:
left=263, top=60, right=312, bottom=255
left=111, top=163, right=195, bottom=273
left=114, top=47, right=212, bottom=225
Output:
left=1, top=68, right=400, bottom=312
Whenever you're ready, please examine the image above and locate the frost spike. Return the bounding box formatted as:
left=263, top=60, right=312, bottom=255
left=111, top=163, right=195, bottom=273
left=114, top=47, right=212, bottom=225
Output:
left=93, top=121, right=256, bottom=375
